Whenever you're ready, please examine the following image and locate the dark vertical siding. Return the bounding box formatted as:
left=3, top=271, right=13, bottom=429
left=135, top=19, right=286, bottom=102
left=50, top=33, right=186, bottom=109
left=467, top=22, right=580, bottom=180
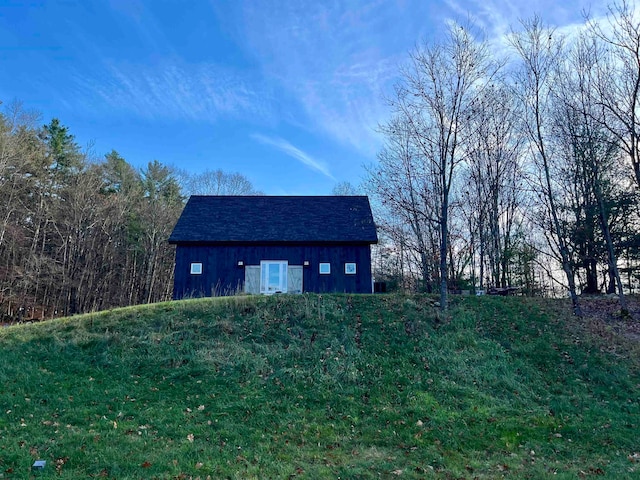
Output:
left=173, top=243, right=373, bottom=299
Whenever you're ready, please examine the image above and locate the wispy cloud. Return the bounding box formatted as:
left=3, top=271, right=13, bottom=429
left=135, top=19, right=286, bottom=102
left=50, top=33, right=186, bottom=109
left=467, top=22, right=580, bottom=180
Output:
left=235, top=1, right=414, bottom=157
left=62, top=0, right=617, bottom=161
left=71, top=60, right=271, bottom=124
left=445, top=0, right=611, bottom=41
left=107, top=0, right=174, bottom=55
left=251, top=133, right=335, bottom=180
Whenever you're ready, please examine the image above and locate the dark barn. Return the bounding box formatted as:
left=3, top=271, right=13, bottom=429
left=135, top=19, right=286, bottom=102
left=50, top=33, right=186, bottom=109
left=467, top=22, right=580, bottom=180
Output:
left=168, top=196, right=378, bottom=298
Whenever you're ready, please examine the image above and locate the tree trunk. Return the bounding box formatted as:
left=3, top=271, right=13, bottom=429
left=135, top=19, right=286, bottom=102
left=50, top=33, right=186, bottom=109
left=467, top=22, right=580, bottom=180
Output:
left=439, top=196, right=448, bottom=311
left=541, top=131, right=582, bottom=316
left=596, top=184, right=629, bottom=314
left=583, top=257, right=599, bottom=294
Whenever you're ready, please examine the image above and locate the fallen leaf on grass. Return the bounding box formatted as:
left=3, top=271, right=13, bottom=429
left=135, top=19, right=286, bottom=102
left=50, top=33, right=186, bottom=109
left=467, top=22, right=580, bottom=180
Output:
left=55, top=457, right=69, bottom=473
left=392, top=469, right=403, bottom=475
left=141, top=461, right=152, bottom=468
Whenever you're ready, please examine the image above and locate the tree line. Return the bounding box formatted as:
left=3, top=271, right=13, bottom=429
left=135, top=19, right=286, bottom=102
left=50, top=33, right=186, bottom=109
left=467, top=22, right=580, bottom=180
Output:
left=366, top=3, right=640, bottom=315
left=0, top=104, right=259, bottom=321
left=3, top=3, right=640, bottom=321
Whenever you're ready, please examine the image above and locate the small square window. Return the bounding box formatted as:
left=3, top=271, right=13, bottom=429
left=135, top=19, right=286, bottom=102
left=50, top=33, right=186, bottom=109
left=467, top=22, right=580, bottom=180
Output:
left=345, top=262, right=357, bottom=275
left=190, top=262, right=203, bottom=275
left=319, top=263, right=331, bottom=275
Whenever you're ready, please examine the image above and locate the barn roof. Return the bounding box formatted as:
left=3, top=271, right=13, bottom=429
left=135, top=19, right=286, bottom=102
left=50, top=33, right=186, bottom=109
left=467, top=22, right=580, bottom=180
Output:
left=168, top=195, right=378, bottom=244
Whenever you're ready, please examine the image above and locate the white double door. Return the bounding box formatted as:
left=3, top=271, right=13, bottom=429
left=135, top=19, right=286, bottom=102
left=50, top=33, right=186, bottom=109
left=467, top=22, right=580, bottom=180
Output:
left=244, top=261, right=303, bottom=294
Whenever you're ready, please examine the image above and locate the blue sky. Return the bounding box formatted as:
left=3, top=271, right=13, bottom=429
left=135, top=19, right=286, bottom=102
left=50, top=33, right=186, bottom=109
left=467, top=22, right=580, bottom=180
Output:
left=0, top=0, right=608, bottom=195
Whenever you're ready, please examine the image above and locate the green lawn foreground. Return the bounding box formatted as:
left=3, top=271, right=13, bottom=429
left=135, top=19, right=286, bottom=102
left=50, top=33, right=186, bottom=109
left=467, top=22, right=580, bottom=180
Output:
left=0, top=294, right=638, bottom=479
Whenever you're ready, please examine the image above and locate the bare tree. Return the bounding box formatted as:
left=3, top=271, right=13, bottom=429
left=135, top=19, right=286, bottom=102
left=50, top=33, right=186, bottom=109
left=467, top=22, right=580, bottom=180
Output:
left=589, top=0, right=640, bottom=190
left=553, top=33, right=630, bottom=314
left=332, top=181, right=361, bottom=196
left=463, top=83, right=525, bottom=289
left=510, top=17, right=583, bottom=316
left=391, top=22, right=500, bottom=310
left=176, top=168, right=262, bottom=196
left=366, top=114, right=439, bottom=292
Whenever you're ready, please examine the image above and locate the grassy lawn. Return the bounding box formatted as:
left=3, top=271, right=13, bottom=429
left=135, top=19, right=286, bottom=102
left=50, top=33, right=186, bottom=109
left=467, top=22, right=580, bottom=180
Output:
left=0, top=294, right=638, bottom=479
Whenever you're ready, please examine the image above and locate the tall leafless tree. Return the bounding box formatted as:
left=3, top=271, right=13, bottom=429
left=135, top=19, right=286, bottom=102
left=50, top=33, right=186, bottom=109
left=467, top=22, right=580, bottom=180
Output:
left=553, top=33, right=630, bottom=314
left=464, top=83, right=525, bottom=289
left=590, top=0, right=640, bottom=191
left=510, top=17, right=583, bottom=316
left=390, top=23, right=500, bottom=310
left=366, top=114, right=439, bottom=292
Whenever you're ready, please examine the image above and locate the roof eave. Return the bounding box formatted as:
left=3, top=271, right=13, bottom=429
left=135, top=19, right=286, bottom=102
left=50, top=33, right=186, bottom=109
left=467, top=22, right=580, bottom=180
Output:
left=168, top=239, right=378, bottom=246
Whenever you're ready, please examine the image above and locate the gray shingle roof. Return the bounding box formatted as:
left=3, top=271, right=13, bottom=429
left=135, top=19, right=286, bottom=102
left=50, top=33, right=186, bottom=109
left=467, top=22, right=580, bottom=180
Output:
left=168, top=195, right=378, bottom=244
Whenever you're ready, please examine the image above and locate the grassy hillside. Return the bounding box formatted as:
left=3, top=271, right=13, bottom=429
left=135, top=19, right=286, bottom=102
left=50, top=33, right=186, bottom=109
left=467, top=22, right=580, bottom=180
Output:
left=0, top=294, right=638, bottom=479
